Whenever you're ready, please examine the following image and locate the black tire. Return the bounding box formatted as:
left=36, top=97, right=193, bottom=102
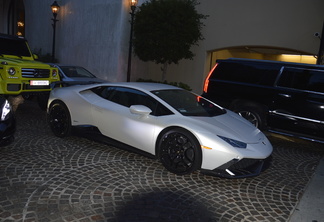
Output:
left=48, top=101, right=71, bottom=137
left=158, top=128, right=202, bottom=175
left=234, top=105, right=266, bottom=130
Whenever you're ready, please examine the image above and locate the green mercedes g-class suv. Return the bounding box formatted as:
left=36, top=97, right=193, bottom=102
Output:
left=0, top=33, right=59, bottom=100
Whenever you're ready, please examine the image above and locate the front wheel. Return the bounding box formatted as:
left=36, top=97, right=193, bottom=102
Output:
left=48, top=101, right=71, bottom=137
left=158, top=128, right=202, bottom=175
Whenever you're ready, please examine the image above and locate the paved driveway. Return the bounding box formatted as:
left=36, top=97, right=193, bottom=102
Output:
left=0, top=100, right=323, bottom=222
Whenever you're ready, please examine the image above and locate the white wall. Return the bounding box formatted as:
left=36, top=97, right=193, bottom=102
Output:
left=202, top=0, right=323, bottom=53
left=22, top=0, right=324, bottom=93
left=24, top=0, right=53, bottom=55
left=24, top=0, right=132, bottom=82
left=139, top=0, right=324, bottom=93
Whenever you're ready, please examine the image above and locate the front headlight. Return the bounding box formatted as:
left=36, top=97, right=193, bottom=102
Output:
left=8, top=67, right=16, bottom=75
left=218, top=135, right=247, bottom=148
left=52, top=69, right=57, bottom=77
left=1, top=100, right=11, bottom=121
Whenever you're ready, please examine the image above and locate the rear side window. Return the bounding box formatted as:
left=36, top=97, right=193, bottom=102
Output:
left=210, top=62, right=278, bottom=86
left=277, top=67, right=324, bottom=93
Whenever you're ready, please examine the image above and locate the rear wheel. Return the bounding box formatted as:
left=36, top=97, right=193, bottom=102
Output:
left=48, top=101, right=71, bottom=137
left=158, top=128, right=202, bottom=175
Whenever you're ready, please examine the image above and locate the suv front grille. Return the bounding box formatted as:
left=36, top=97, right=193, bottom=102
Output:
left=22, top=68, right=50, bottom=78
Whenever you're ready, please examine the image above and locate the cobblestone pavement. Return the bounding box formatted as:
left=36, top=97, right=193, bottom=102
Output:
left=0, top=100, right=323, bottom=222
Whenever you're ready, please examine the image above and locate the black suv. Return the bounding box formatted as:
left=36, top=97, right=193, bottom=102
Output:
left=202, top=58, right=324, bottom=143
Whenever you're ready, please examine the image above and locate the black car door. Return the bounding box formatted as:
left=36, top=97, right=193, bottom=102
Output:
left=270, top=67, right=324, bottom=139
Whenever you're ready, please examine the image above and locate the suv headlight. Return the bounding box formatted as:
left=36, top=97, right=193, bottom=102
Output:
left=8, top=67, right=16, bottom=75
left=1, top=100, right=11, bottom=121
left=52, top=69, right=57, bottom=77
left=218, top=135, right=247, bottom=148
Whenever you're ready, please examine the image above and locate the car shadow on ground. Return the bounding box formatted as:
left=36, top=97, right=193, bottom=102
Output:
left=114, top=190, right=215, bottom=222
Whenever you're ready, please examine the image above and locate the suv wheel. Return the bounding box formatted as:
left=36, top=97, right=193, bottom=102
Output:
left=234, top=105, right=266, bottom=130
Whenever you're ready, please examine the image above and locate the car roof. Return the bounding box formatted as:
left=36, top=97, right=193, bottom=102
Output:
left=59, top=82, right=182, bottom=93
left=218, top=58, right=324, bottom=69
left=48, top=63, right=83, bottom=68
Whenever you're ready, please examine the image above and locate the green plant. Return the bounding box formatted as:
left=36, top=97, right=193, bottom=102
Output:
left=133, top=0, right=207, bottom=81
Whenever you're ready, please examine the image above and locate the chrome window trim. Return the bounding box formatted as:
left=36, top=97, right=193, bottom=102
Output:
left=269, top=110, right=324, bottom=124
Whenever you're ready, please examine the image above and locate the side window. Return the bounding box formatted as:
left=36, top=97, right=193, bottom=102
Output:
left=212, top=62, right=277, bottom=86
left=277, top=67, right=307, bottom=90
left=91, top=86, right=115, bottom=99
left=61, top=67, right=77, bottom=77
left=306, top=70, right=324, bottom=93
left=277, top=67, right=324, bottom=93
left=93, top=86, right=173, bottom=116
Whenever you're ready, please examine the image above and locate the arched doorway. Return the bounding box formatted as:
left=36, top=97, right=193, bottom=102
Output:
left=1, top=0, right=25, bottom=36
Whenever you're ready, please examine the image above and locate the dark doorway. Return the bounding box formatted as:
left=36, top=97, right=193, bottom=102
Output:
left=7, top=0, right=25, bottom=36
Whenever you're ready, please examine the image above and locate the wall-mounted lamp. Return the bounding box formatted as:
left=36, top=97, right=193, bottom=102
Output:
left=17, top=21, right=24, bottom=36
left=126, top=0, right=138, bottom=82
left=131, top=0, right=138, bottom=11
left=51, top=1, right=60, bottom=62
left=17, top=21, right=24, bottom=27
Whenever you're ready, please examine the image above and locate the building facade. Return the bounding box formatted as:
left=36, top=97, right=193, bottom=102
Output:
left=1, top=0, right=323, bottom=92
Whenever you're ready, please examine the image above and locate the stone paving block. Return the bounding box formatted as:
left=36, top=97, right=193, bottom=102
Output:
left=0, top=100, right=323, bottom=221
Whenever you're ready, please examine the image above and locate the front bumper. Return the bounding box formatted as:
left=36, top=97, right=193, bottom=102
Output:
left=200, top=156, right=273, bottom=178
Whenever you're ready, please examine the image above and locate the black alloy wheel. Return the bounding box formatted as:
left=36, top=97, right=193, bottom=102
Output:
left=48, top=102, right=71, bottom=137
left=158, top=128, right=202, bottom=175
left=234, top=104, right=266, bottom=130
left=237, top=110, right=260, bottom=128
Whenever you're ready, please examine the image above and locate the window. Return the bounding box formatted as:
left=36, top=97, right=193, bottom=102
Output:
left=212, top=62, right=278, bottom=86
left=0, top=38, right=30, bottom=56
left=152, top=89, right=226, bottom=117
left=60, top=66, right=96, bottom=78
left=306, top=70, right=324, bottom=93
left=91, top=86, right=173, bottom=116
left=277, top=67, right=324, bottom=93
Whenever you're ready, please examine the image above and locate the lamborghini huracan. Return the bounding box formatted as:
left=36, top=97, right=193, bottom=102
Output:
left=47, top=82, right=273, bottom=178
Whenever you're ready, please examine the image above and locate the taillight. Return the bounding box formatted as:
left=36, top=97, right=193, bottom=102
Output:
left=203, top=63, right=218, bottom=93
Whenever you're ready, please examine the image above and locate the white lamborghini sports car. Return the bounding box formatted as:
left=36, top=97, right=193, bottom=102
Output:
left=47, top=82, right=273, bottom=178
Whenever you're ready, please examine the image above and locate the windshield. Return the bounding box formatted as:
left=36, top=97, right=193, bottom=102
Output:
left=0, top=38, right=31, bottom=57
left=152, top=89, right=226, bottom=117
left=60, top=66, right=96, bottom=78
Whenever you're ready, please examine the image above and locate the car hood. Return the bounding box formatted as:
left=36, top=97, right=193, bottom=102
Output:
left=190, top=111, right=262, bottom=143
